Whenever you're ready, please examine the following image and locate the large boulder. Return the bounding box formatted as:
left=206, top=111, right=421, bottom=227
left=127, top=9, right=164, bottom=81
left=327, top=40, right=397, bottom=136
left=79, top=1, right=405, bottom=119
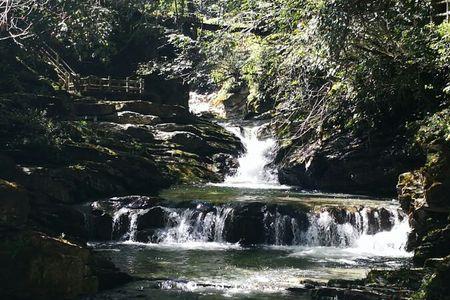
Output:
left=136, top=207, right=166, bottom=231
left=224, top=203, right=266, bottom=245
left=278, top=131, right=422, bottom=196
left=0, top=231, right=97, bottom=299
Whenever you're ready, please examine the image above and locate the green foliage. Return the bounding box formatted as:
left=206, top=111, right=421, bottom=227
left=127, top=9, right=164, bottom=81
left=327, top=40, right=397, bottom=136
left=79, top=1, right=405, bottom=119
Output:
left=416, top=109, right=450, bottom=147
left=0, top=98, right=67, bottom=153
left=199, top=0, right=448, bottom=135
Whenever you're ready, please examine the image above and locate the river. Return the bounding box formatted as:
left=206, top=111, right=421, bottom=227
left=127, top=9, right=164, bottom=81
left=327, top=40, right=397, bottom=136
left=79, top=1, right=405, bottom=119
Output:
left=86, top=98, right=412, bottom=299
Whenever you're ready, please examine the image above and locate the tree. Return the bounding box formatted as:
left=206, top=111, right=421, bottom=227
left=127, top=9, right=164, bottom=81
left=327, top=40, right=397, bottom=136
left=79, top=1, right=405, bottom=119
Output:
left=0, top=0, right=43, bottom=42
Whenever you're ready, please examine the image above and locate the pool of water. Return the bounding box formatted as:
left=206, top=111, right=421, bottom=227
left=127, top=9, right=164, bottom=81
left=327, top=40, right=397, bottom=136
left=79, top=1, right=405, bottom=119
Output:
left=88, top=185, right=412, bottom=299
left=86, top=121, right=411, bottom=299
left=160, top=185, right=393, bottom=208
left=89, top=239, right=410, bottom=299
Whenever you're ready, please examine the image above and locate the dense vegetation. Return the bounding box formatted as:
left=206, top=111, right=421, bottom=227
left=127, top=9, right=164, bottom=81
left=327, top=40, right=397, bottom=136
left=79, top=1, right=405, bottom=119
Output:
left=1, top=0, right=450, bottom=299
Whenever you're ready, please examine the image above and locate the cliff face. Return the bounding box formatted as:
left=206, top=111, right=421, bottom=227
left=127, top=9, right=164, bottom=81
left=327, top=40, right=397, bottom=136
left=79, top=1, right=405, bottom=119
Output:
left=277, top=129, right=423, bottom=197
left=397, top=109, right=450, bottom=265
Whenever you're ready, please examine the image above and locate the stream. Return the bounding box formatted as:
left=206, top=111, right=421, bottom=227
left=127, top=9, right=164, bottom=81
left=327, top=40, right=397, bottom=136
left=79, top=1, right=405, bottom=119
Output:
left=87, top=104, right=412, bottom=299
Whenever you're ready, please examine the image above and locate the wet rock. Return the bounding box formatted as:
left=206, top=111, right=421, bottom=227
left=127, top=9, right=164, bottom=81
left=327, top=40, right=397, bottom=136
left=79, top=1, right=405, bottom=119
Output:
left=289, top=268, right=424, bottom=300
left=136, top=207, right=166, bottom=231
left=212, top=153, right=239, bottom=176
left=327, top=207, right=351, bottom=225
left=125, top=196, right=162, bottom=209
left=224, top=203, right=266, bottom=245
left=91, top=212, right=113, bottom=241
left=379, top=207, right=395, bottom=231
left=135, top=229, right=161, bottom=243
left=112, top=213, right=130, bottom=240
left=194, top=201, right=216, bottom=214
left=264, top=205, right=309, bottom=245
left=365, top=269, right=425, bottom=291
left=89, top=253, right=132, bottom=291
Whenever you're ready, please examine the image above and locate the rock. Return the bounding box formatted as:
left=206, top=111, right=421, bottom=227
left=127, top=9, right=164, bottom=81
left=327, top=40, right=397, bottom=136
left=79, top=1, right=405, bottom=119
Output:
left=221, top=82, right=250, bottom=118
left=0, top=179, right=29, bottom=227
left=289, top=268, right=424, bottom=300
left=278, top=131, right=423, bottom=196
left=425, top=182, right=450, bottom=208
left=124, top=196, right=162, bottom=209
left=224, top=203, right=266, bottom=245
left=110, top=101, right=193, bottom=123
left=167, top=131, right=209, bottom=154
left=365, top=269, right=425, bottom=291
left=415, top=255, right=450, bottom=300
left=112, top=212, right=130, bottom=240
left=124, top=125, right=155, bottom=142
left=117, top=111, right=161, bottom=125
left=379, top=207, right=395, bottom=231
left=74, top=102, right=116, bottom=116
left=194, top=201, right=216, bottom=214
left=143, top=73, right=189, bottom=107
left=212, top=153, right=239, bottom=176
left=136, top=207, right=166, bottom=231
left=135, top=229, right=158, bottom=243
left=88, top=253, right=133, bottom=291
left=30, top=202, right=88, bottom=240
left=91, top=212, right=113, bottom=241
left=0, top=231, right=98, bottom=299
left=414, top=225, right=450, bottom=265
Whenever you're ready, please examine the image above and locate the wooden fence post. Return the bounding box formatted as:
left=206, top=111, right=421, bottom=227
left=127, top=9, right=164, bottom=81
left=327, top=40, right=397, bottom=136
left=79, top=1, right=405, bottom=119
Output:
left=139, top=78, right=144, bottom=94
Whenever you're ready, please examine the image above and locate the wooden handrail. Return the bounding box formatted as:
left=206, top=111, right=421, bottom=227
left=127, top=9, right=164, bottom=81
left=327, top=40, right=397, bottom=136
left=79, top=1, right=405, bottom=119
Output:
left=30, top=37, right=145, bottom=95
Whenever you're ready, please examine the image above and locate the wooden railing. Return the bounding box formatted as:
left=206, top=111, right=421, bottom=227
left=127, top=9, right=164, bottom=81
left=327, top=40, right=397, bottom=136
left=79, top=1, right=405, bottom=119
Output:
left=32, top=40, right=145, bottom=95
left=74, top=75, right=145, bottom=95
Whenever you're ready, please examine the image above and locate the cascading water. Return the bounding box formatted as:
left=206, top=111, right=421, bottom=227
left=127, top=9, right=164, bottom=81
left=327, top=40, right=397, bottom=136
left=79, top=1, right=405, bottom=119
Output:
left=106, top=201, right=410, bottom=257
left=88, top=94, right=413, bottom=299
left=215, top=124, right=287, bottom=189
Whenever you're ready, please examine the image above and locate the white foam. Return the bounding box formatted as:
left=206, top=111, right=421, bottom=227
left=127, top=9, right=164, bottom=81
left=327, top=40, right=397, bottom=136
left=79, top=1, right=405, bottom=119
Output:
left=214, top=125, right=290, bottom=190
left=121, top=240, right=242, bottom=251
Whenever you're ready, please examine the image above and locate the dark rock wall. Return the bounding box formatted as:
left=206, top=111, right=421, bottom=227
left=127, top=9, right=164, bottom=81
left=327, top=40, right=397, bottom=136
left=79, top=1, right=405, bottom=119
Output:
left=0, top=91, right=243, bottom=299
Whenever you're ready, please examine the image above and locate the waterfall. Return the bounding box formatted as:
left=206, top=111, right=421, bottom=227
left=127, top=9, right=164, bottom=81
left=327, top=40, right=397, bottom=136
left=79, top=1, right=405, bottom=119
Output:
left=106, top=202, right=410, bottom=256
left=156, top=207, right=233, bottom=244
left=215, top=125, right=287, bottom=189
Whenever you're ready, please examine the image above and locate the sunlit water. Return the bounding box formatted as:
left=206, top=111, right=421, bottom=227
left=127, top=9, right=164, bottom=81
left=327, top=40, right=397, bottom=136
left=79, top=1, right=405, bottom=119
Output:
left=88, top=121, right=412, bottom=299
left=213, top=124, right=289, bottom=190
